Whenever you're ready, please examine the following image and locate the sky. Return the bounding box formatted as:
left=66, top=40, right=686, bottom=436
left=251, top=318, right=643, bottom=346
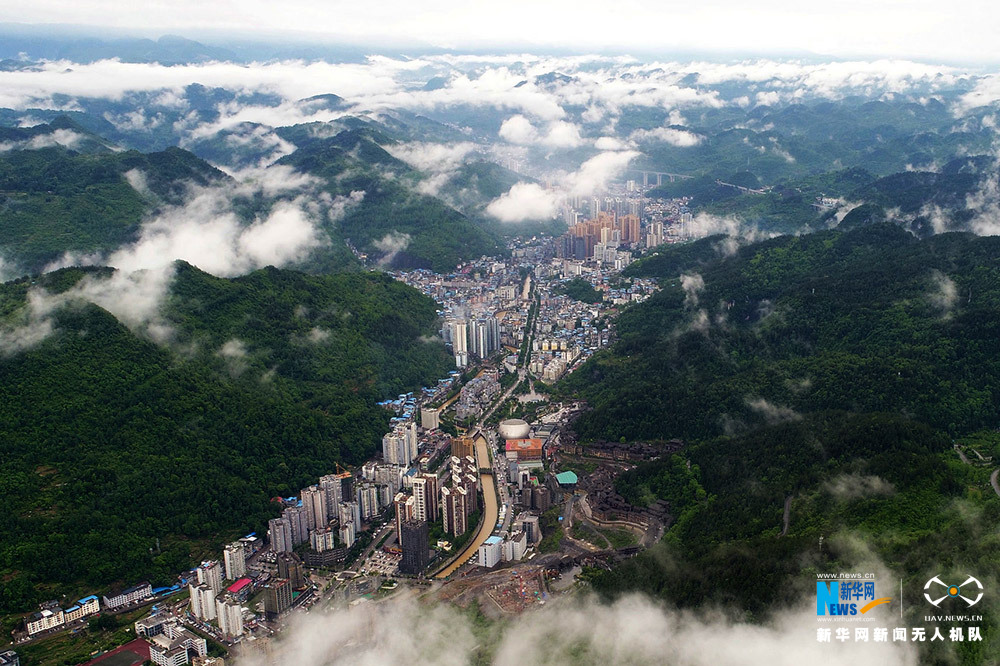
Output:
left=1, top=0, right=998, bottom=63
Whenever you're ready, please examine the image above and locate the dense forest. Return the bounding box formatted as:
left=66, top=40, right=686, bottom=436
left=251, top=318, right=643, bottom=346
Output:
left=560, top=223, right=1000, bottom=661
left=566, top=223, right=1000, bottom=441
left=0, top=263, right=452, bottom=618
left=276, top=127, right=503, bottom=271
left=0, top=130, right=227, bottom=272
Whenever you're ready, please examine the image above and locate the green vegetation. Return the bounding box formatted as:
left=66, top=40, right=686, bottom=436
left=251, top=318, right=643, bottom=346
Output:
left=0, top=263, right=452, bottom=618
left=555, top=278, right=603, bottom=304
left=537, top=505, right=565, bottom=553
left=14, top=606, right=149, bottom=666
left=277, top=129, right=502, bottom=271
left=560, top=223, right=1000, bottom=657
left=0, top=142, right=226, bottom=272
left=566, top=225, right=1000, bottom=442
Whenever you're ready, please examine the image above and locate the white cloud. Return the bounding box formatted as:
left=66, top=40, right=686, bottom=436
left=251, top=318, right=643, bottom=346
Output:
left=234, top=592, right=916, bottom=666
left=681, top=273, right=705, bottom=307
left=486, top=182, right=561, bottom=222
left=499, top=114, right=539, bottom=144
left=630, top=126, right=703, bottom=147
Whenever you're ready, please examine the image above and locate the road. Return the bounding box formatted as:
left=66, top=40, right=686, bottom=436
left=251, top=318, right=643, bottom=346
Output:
left=991, top=469, right=1000, bottom=499
left=435, top=434, right=500, bottom=578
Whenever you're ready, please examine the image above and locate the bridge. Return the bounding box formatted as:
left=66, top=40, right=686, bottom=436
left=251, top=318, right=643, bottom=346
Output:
left=625, top=169, right=694, bottom=187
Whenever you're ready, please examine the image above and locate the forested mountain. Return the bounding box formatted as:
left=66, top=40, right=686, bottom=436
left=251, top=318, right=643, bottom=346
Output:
left=0, top=137, right=227, bottom=273
left=0, top=263, right=452, bottom=616
left=277, top=127, right=503, bottom=271
left=563, top=225, right=1000, bottom=658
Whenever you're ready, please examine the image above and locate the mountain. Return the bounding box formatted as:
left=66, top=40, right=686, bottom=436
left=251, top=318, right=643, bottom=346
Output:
left=0, top=263, right=452, bottom=616
left=0, top=142, right=227, bottom=274
left=563, top=225, right=1000, bottom=660
left=277, top=128, right=503, bottom=271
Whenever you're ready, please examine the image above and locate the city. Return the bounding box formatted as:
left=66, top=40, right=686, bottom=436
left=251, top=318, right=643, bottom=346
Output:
left=6, top=182, right=692, bottom=666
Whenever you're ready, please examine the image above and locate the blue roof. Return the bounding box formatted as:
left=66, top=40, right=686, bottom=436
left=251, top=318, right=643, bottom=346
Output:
left=78, top=595, right=99, bottom=603
left=485, top=536, right=503, bottom=545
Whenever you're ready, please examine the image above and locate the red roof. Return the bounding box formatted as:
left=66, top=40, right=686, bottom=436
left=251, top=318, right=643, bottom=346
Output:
left=228, top=578, right=251, bottom=594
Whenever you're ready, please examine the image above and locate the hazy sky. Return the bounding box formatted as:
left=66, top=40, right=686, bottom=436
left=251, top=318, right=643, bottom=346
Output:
left=2, top=0, right=998, bottom=63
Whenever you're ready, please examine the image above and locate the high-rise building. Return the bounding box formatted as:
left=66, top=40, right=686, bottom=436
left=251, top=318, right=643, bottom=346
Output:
left=215, top=597, right=244, bottom=638
left=441, top=486, right=468, bottom=536
left=356, top=483, right=380, bottom=521
left=452, top=320, right=468, bottom=368
left=310, top=526, right=336, bottom=552
left=276, top=553, right=305, bottom=590
left=382, top=422, right=417, bottom=467
left=339, top=501, right=361, bottom=534
left=196, top=561, right=223, bottom=594
left=399, top=520, right=429, bottom=575
left=339, top=521, right=356, bottom=549
left=319, top=474, right=343, bottom=517
left=188, top=584, right=217, bottom=621
left=301, top=485, right=328, bottom=531
left=411, top=474, right=439, bottom=523
left=478, top=535, right=503, bottom=568
left=263, top=579, right=292, bottom=620
left=268, top=517, right=292, bottom=554
left=393, top=492, right=415, bottom=540
left=223, top=543, right=246, bottom=581
left=282, top=506, right=308, bottom=546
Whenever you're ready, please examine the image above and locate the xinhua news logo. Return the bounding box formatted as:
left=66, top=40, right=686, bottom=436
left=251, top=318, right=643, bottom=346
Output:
left=817, top=579, right=892, bottom=616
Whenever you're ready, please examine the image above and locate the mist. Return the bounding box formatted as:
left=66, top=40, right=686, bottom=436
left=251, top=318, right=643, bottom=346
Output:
left=235, top=592, right=917, bottom=666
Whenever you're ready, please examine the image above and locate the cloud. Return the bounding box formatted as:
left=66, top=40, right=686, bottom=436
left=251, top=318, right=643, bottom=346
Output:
left=234, top=592, right=916, bottom=666
left=681, top=273, right=705, bottom=307
left=499, top=114, right=539, bottom=144
left=499, top=116, right=583, bottom=148
left=630, top=126, right=703, bottom=147
left=746, top=397, right=802, bottom=424
left=7, top=168, right=361, bottom=355
left=0, top=128, right=89, bottom=152
left=374, top=230, right=412, bottom=265
left=0, top=266, right=177, bottom=355
left=486, top=182, right=561, bottom=222
left=384, top=141, right=476, bottom=173
left=823, top=474, right=895, bottom=500
left=927, top=270, right=958, bottom=315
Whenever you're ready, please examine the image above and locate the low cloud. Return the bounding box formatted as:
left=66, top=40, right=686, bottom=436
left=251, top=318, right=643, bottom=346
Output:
left=235, top=592, right=916, bottom=666
left=680, top=272, right=705, bottom=307
left=823, top=474, right=896, bottom=500
left=486, top=182, right=561, bottom=222
left=746, top=397, right=802, bottom=424
left=0, top=128, right=89, bottom=152
left=499, top=115, right=584, bottom=148
left=6, top=169, right=362, bottom=354
left=630, top=126, right=703, bottom=147
left=374, top=230, right=412, bottom=265
left=927, top=270, right=958, bottom=315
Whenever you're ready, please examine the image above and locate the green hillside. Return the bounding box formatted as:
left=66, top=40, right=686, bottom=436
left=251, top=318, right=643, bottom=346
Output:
left=0, top=263, right=452, bottom=617
left=0, top=143, right=227, bottom=273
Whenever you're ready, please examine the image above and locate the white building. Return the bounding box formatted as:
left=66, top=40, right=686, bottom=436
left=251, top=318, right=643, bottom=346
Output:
left=223, top=543, right=246, bottom=581
left=196, top=561, right=223, bottom=594
left=64, top=595, right=100, bottom=623
left=26, top=609, right=64, bottom=636
left=188, top=584, right=216, bottom=621
left=478, top=535, right=503, bottom=568
left=420, top=408, right=440, bottom=430
left=103, top=582, right=152, bottom=610
left=215, top=597, right=244, bottom=638
left=268, top=517, right=293, bottom=553
left=301, top=485, right=328, bottom=531
left=148, top=622, right=208, bottom=666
